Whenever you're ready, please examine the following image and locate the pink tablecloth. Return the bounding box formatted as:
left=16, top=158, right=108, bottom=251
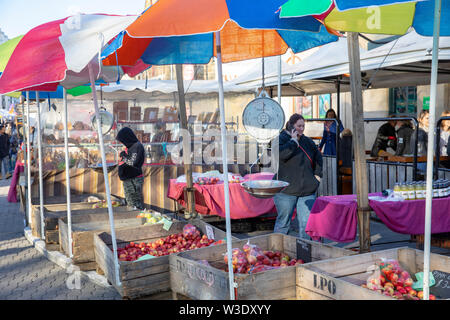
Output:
left=167, top=172, right=276, bottom=219
left=306, top=192, right=450, bottom=243
left=7, top=162, right=25, bottom=203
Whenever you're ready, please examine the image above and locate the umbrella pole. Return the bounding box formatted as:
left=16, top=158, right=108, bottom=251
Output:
left=88, top=63, right=121, bottom=287
left=175, top=64, right=196, bottom=219
left=277, top=55, right=282, bottom=104
left=215, top=31, right=235, bottom=300
left=36, top=92, right=45, bottom=240
left=423, top=0, right=442, bottom=301
left=347, top=33, right=370, bottom=253
left=26, top=92, right=32, bottom=226
left=62, top=88, right=73, bottom=258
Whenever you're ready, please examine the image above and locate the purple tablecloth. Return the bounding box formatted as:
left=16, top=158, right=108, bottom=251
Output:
left=306, top=193, right=450, bottom=243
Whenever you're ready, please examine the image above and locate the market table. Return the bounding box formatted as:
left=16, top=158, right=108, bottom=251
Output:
left=167, top=172, right=277, bottom=219
left=306, top=193, right=450, bottom=243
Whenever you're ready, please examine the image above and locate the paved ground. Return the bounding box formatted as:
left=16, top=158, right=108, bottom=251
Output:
left=0, top=178, right=448, bottom=300
left=0, top=179, right=121, bottom=300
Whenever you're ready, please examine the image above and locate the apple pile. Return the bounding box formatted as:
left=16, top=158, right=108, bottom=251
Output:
left=115, top=224, right=222, bottom=262
left=92, top=200, right=120, bottom=209
left=362, top=260, right=436, bottom=300
left=223, top=242, right=304, bottom=274
left=194, top=177, right=221, bottom=185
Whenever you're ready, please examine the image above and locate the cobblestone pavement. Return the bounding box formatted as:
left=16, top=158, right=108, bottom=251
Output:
left=0, top=179, right=121, bottom=300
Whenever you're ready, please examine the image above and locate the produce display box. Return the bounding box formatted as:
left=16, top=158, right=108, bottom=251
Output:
left=94, top=219, right=236, bottom=299
left=169, top=233, right=355, bottom=300
left=30, top=194, right=103, bottom=238
left=58, top=211, right=157, bottom=271
left=296, top=247, right=450, bottom=300
left=32, top=204, right=127, bottom=245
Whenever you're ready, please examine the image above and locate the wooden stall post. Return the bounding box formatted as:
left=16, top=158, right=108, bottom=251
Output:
left=347, top=32, right=370, bottom=253
left=175, top=64, right=196, bottom=219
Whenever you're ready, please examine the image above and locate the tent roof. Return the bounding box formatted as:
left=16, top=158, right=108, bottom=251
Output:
left=235, top=31, right=450, bottom=96
left=74, top=79, right=257, bottom=100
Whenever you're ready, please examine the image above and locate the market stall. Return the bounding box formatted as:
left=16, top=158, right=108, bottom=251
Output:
left=306, top=190, right=450, bottom=243
left=168, top=172, right=276, bottom=218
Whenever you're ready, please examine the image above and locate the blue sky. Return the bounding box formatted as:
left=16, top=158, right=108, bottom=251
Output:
left=0, top=0, right=146, bottom=39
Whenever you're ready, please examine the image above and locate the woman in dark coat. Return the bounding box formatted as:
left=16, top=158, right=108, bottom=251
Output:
left=274, top=114, right=323, bottom=239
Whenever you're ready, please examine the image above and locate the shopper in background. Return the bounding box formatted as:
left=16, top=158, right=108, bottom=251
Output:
left=0, top=125, right=11, bottom=180
left=8, top=123, right=19, bottom=174
left=370, top=116, right=397, bottom=157
left=318, top=109, right=343, bottom=156
left=439, top=110, right=450, bottom=168
left=116, top=127, right=145, bottom=210
left=411, top=110, right=429, bottom=174
left=439, top=110, right=450, bottom=156
left=274, top=113, right=323, bottom=239
left=395, top=119, right=414, bottom=156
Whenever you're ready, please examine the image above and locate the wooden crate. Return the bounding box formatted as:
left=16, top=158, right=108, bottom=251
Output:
left=32, top=205, right=130, bottom=245
left=169, top=233, right=355, bottom=300
left=296, top=247, right=450, bottom=300
left=94, top=219, right=236, bottom=299
left=58, top=211, right=148, bottom=271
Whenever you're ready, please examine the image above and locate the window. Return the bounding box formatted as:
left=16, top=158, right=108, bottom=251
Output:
left=389, top=86, right=417, bottom=115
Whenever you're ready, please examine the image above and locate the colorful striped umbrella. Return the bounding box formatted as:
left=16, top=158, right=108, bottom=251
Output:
left=102, top=0, right=339, bottom=67
left=0, top=36, right=92, bottom=98
left=279, top=0, right=450, bottom=36
left=0, top=14, right=138, bottom=95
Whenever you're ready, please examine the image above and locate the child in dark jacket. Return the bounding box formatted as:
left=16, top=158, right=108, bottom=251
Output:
left=116, top=127, right=145, bottom=210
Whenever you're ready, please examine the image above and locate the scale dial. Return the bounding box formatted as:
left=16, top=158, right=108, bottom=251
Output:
left=242, top=97, right=285, bottom=143
left=91, top=109, right=114, bottom=135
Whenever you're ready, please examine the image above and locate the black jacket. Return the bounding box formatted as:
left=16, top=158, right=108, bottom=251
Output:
left=370, top=123, right=397, bottom=157
left=116, top=127, right=145, bottom=181
left=0, top=133, right=10, bottom=159
left=275, top=130, right=323, bottom=197
left=395, top=123, right=414, bottom=156
left=410, top=128, right=428, bottom=157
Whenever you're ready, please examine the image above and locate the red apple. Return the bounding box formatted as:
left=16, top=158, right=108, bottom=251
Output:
left=404, top=277, right=413, bottom=287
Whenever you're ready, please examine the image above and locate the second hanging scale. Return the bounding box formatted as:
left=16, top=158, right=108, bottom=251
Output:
left=240, top=57, right=289, bottom=198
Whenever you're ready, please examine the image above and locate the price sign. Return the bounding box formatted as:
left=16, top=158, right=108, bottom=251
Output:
left=296, top=239, right=312, bottom=263
left=161, top=217, right=173, bottom=231
left=205, top=225, right=215, bottom=240
left=430, top=270, right=450, bottom=299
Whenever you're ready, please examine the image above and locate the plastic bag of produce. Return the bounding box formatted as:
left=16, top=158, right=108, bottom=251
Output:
left=183, top=224, right=200, bottom=240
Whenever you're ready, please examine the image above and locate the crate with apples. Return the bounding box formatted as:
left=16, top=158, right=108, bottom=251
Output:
left=169, top=233, right=355, bottom=300
left=93, top=220, right=236, bottom=299
left=296, top=247, right=450, bottom=300
left=58, top=210, right=160, bottom=271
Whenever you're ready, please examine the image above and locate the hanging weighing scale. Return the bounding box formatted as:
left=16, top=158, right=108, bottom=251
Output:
left=91, top=107, right=114, bottom=135
left=90, top=89, right=115, bottom=170
left=240, top=61, right=289, bottom=198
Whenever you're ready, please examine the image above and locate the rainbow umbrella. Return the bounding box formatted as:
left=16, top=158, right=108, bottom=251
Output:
left=102, top=0, right=338, bottom=67
left=0, top=37, right=93, bottom=100
left=279, top=0, right=450, bottom=36
left=0, top=13, right=142, bottom=288
left=101, top=0, right=340, bottom=300
left=280, top=0, right=450, bottom=300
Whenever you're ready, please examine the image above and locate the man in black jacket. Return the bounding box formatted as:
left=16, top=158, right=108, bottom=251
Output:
left=370, top=118, right=397, bottom=157
left=0, top=125, right=11, bottom=180
left=116, top=127, right=145, bottom=210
